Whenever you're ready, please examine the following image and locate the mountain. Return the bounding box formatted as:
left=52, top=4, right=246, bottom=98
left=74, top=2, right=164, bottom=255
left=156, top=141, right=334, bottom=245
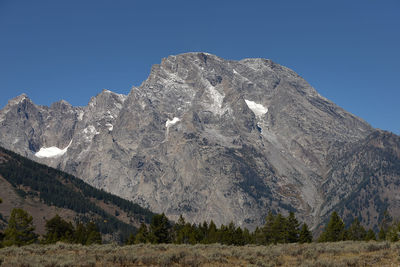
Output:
left=0, top=52, right=398, bottom=231
left=0, top=146, right=154, bottom=242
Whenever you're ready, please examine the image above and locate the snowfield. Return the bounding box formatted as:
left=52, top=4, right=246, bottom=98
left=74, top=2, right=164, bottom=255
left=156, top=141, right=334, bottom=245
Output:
left=35, top=140, right=72, bottom=158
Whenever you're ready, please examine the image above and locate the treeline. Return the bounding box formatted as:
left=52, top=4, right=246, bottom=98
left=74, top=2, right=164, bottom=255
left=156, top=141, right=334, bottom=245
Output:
left=318, top=210, right=400, bottom=243
left=0, top=209, right=101, bottom=247
left=126, top=212, right=313, bottom=245
left=127, top=211, right=400, bottom=245
left=2, top=206, right=400, bottom=248
left=318, top=211, right=376, bottom=242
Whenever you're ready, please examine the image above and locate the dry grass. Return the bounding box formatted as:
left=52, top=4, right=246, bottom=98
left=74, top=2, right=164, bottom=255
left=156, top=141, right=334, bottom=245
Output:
left=0, top=241, right=399, bottom=266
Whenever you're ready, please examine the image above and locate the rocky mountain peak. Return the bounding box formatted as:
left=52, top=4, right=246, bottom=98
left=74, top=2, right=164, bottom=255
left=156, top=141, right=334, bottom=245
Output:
left=6, top=93, right=29, bottom=106
left=0, top=53, right=397, bottom=231
left=50, top=99, right=73, bottom=111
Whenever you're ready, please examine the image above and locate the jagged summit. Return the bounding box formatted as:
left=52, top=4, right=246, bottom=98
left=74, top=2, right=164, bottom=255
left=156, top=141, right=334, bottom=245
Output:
left=6, top=93, right=29, bottom=106
left=0, top=54, right=398, bottom=231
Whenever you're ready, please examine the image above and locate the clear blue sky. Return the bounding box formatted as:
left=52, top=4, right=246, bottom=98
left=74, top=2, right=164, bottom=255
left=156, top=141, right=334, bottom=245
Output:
left=1, top=0, right=399, bottom=134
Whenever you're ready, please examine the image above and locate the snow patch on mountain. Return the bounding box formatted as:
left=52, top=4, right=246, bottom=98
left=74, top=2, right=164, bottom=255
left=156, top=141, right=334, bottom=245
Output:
left=245, top=99, right=268, bottom=117
left=35, top=140, right=72, bottom=158
left=83, top=125, right=100, bottom=141
left=105, top=123, right=114, bottom=131
left=207, top=84, right=227, bottom=115
left=165, top=117, right=181, bottom=127
left=78, top=111, right=84, bottom=121
left=106, top=110, right=114, bottom=119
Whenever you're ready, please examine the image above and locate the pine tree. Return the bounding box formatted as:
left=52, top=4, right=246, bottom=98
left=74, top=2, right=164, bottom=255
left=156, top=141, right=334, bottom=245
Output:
left=365, top=229, right=376, bottom=241
left=287, top=212, right=300, bottom=243
left=299, top=223, right=312, bottom=243
left=226, top=222, right=237, bottom=245
left=0, top=232, right=4, bottom=248
left=85, top=222, right=102, bottom=245
left=134, top=223, right=149, bottom=244
left=378, top=226, right=386, bottom=241
left=218, top=224, right=229, bottom=244
left=198, top=221, right=208, bottom=242
left=126, top=233, right=135, bottom=245
left=204, top=220, right=218, bottom=244
left=0, top=198, right=3, bottom=247
left=188, top=223, right=202, bottom=244
left=233, top=226, right=245, bottom=246
left=173, top=215, right=186, bottom=244
left=262, top=211, right=275, bottom=244
left=3, top=208, right=37, bottom=247
left=271, top=213, right=287, bottom=244
left=346, top=218, right=366, bottom=241
left=385, top=220, right=400, bottom=242
left=72, top=221, right=101, bottom=245
left=378, top=210, right=392, bottom=241
left=43, top=214, right=75, bottom=244
left=252, top=226, right=264, bottom=245
left=221, top=221, right=241, bottom=245
left=74, top=222, right=87, bottom=245
left=242, top=228, right=252, bottom=244
left=318, top=211, right=345, bottom=242
left=175, top=222, right=194, bottom=244
left=149, top=213, right=171, bottom=244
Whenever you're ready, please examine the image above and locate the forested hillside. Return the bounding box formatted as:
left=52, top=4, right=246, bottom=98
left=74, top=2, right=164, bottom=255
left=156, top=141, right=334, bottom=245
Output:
left=0, top=146, right=154, bottom=242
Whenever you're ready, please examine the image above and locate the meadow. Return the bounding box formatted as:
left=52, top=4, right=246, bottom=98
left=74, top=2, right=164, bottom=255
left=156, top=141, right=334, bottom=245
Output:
left=1, top=241, right=399, bottom=267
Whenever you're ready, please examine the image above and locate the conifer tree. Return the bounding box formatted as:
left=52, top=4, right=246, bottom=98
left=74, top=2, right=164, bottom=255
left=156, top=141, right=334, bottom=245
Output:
left=198, top=221, right=208, bottom=242
left=226, top=222, right=237, bottom=245
left=73, top=221, right=101, bottom=245
left=43, top=214, right=75, bottom=244
left=365, top=229, right=376, bottom=241
left=188, top=223, right=202, bottom=244
left=149, top=213, right=171, bottom=244
left=287, top=212, right=300, bottom=243
left=134, top=223, right=149, bottom=244
left=378, top=227, right=386, bottom=241
left=0, top=198, right=3, bottom=247
left=346, top=218, right=366, bottom=241
left=3, top=208, right=37, bottom=247
left=262, top=211, right=275, bottom=244
left=85, top=222, right=102, bottom=245
left=74, top=222, right=87, bottom=245
left=126, top=233, right=135, bottom=245
left=271, top=213, right=287, bottom=244
left=175, top=222, right=195, bottom=244
left=378, top=210, right=392, bottom=241
left=385, top=221, right=400, bottom=242
left=221, top=222, right=242, bottom=245
left=173, top=215, right=186, bottom=244
left=233, top=226, right=245, bottom=245
left=218, top=224, right=229, bottom=244
left=252, top=226, right=264, bottom=245
left=204, top=220, right=218, bottom=244
left=318, top=211, right=345, bottom=242
left=299, top=223, right=312, bottom=243
left=242, top=228, right=252, bottom=244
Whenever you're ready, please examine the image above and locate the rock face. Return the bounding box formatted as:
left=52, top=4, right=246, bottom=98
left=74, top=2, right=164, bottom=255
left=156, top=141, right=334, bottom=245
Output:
left=1, top=52, right=398, bottom=230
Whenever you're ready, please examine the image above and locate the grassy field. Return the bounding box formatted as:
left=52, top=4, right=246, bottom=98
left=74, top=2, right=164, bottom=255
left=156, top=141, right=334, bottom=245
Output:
left=0, top=241, right=399, bottom=266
